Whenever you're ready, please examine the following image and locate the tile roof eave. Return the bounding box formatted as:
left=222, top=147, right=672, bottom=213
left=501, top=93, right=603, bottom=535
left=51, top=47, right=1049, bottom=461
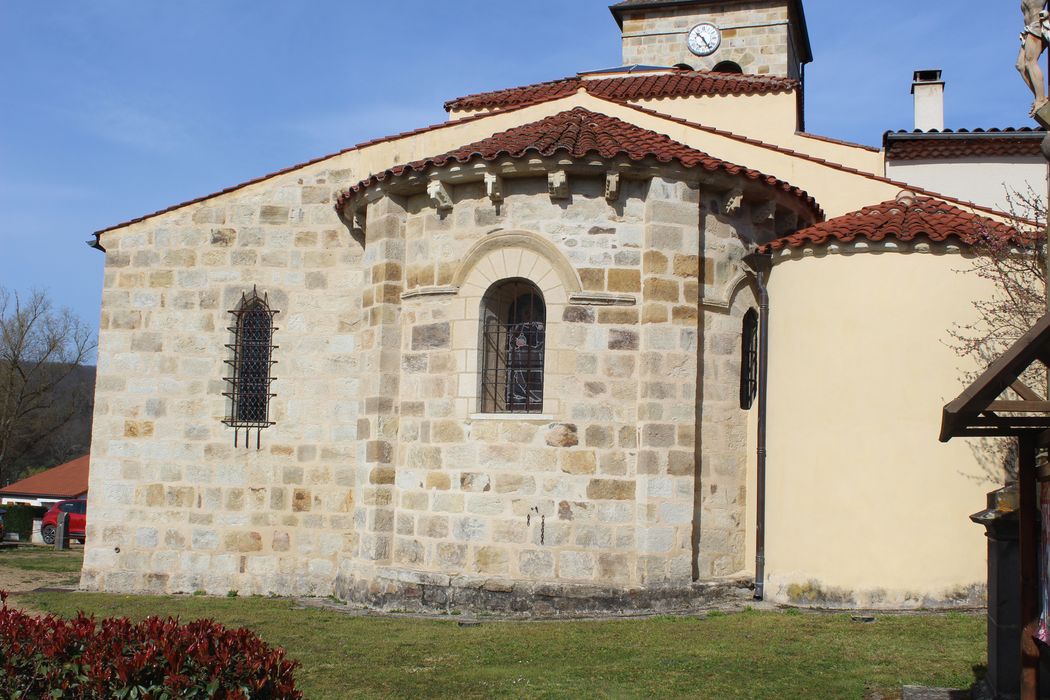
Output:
left=882, top=128, right=1047, bottom=160
left=883, top=129, right=1046, bottom=161
left=758, top=196, right=1030, bottom=253
left=886, top=142, right=1045, bottom=162
left=796, top=131, right=880, bottom=153
left=337, top=107, right=823, bottom=220
left=886, top=131, right=1045, bottom=141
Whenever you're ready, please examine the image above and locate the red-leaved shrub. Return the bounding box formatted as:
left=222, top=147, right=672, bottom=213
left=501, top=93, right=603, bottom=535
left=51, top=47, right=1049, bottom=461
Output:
left=0, top=591, right=301, bottom=698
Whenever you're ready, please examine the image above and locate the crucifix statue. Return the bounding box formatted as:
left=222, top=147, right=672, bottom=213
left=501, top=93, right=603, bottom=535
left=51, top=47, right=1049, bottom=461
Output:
left=1019, top=0, right=1050, bottom=117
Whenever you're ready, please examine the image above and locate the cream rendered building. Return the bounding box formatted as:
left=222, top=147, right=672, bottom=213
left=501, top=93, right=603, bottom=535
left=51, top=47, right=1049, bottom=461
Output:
left=82, top=0, right=1024, bottom=610
left=883, top=69, right=1048, bottom=215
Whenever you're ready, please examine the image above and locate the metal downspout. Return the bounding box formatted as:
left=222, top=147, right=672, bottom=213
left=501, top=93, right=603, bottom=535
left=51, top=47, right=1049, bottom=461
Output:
left=744, top=251, right=772, bottom=601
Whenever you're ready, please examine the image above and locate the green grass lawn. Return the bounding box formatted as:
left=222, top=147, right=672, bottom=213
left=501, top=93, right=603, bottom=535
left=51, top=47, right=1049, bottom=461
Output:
left=19, top=592, right=985, bottom=699
left=0, top=546, right=83, bottom=583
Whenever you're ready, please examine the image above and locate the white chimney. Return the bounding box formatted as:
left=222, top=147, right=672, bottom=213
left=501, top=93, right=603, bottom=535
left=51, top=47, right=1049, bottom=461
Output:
left=912, top=69, right=944, bottom=131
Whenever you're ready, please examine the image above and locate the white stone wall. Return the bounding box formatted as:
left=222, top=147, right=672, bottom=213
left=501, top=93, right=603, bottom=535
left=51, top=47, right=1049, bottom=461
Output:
left=696, top=198, right=760, bottom=578
left=886, top=156, right=1048, bottom=215
left=82, top=163, right=370, bottom=596
left=619, top=1, right=803, bottom=78
left=364, top=176, right=703, bottom=588
left=83, top=158, right=764, bottom=603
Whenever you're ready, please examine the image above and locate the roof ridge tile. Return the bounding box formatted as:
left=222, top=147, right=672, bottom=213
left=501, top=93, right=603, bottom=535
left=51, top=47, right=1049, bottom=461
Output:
left=444, top=70, right=798, bottom=112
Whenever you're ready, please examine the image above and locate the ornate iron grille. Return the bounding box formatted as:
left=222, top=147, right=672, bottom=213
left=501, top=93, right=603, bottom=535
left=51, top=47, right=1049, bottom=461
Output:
left=740, top=308, right=758, bottom=410
left=223, top=288, right=279, bottom=448
left=480, top=280, right=546, bottom=414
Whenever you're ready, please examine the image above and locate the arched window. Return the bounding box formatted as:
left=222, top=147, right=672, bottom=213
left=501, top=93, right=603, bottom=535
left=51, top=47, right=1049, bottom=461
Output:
left=713, top=60, right=744, bottom=74
left=740, top=308, right=759, bottom=410
left=224, top=288, right=279, bottom=447
left=479, top=279, right=546, bottom=414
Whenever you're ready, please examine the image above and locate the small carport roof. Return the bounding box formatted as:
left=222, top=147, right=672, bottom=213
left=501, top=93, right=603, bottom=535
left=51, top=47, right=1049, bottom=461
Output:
left=0, top=455, right=90, bottom=500
left=940, top=314, right=1050, bottom=442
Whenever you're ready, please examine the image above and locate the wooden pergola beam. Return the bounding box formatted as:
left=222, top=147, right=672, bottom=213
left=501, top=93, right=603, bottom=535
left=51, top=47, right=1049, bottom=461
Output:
left=941, top=313, right=1050, bottom=442
left=957, top=428, right=1040, bottom=438
left=1012, top=380, right=1045, bottom=402
left=987, top=401, right=1050, bottom=413
left=967, top=416, right=1050, bottom=429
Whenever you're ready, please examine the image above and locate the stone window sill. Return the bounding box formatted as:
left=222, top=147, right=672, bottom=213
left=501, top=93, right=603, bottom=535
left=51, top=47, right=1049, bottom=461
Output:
left=469, top=413, right=556, bottom=422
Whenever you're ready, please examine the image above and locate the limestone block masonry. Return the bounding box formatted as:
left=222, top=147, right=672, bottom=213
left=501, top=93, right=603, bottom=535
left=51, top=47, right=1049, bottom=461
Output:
left=82, top=149, right=775, bottom=611
left=84, top=163, right=366, bottom=597
left=618, top=1, right=807, bottom=78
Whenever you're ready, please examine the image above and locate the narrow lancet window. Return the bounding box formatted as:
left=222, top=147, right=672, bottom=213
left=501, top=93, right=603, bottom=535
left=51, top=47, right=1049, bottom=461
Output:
left=740, top=308, right=759, bottom=410
left=224, top=288, right=279, bottom=448
left=480, top=279, right=546, bottom=414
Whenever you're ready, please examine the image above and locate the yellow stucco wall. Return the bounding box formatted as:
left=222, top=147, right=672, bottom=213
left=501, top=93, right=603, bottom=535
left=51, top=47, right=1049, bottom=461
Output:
left=451, top=91, right=886, bottom=186
left=764, top=244, right=998, bottom=606
left=632, top=93, right=885, bottom=175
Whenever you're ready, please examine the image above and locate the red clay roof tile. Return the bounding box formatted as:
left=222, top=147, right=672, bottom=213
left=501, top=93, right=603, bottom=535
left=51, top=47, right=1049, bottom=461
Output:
left=0, top=455, right=89, bottom=499
left=763, top=196, right=1025, bottom=252
left=444, top=70, right=797, bottom=112
left=337, top=107, right=821, bottom=218
left=881, top=128, right=1045, bottom=160
left=885, top=135, right=1044, bottom=160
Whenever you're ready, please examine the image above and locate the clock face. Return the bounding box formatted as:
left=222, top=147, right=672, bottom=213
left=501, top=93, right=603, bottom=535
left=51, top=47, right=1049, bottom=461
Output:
left=687, top=23, right=722, bottom=57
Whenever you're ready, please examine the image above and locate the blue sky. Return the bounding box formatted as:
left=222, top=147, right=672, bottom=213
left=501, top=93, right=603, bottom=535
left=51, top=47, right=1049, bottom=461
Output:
left=0, top=1, right=1034, bottom=345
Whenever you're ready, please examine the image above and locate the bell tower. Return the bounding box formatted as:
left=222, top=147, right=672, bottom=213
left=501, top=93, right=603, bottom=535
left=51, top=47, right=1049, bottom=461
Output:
left=610, top=0, right=812, bottom=80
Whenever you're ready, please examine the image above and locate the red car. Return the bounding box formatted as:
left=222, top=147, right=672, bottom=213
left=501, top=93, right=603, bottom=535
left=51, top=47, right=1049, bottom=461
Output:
left=41, top=499, right=87, bottom=545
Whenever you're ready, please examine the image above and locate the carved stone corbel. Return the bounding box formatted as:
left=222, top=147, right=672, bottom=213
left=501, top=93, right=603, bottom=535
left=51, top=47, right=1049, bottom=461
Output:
left=548, top=170, right=569, bottom=200
left=722, top=188, right=743, bottom=216
left=484, top=173, right=504, bottom=204
left=364, top=186, right=387, bottom=204
left=427, top=180, right=454, bottom=211
left=605, top=172, right=621, bottom=202
left=351, top=208, right=367, bottom=237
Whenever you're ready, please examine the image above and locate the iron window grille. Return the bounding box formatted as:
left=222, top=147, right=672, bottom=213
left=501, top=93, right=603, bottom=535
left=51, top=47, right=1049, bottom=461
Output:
left=223, top=287, right=279, bottom=449
left=740, top=308, right=759, bottom=410
left=479, top=279, right=546, bottom=414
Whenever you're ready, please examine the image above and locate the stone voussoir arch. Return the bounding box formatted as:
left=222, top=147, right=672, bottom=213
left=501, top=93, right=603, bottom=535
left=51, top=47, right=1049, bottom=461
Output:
left=452, top=230, right=582, bottom=304
left=451, top=230, right=576, bottom=418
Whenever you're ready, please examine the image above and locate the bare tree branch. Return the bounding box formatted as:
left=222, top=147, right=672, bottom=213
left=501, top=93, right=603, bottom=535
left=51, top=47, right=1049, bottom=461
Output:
left=946, top=187, right=1047, bottom=484
left=0, top=287, right=97, bottom=484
